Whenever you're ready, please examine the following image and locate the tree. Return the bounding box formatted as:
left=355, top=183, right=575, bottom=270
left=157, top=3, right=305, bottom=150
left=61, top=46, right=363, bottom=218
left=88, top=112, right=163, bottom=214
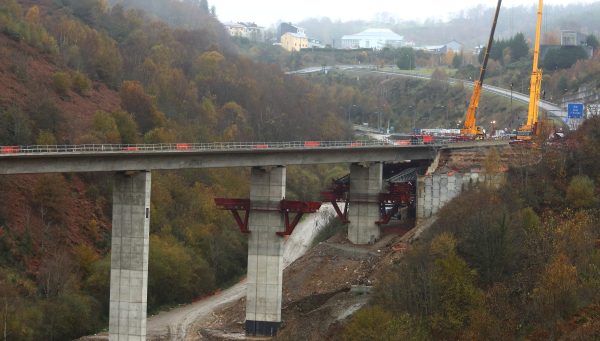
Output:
left=566, top=175, right=597, bottom=209
left=543, top=46, right=588, bottom=70
left=199, top=0, right=209, bottom=13
left=111, top=111, right=139, bottom=144
left=343, top=306, right=427, bottom=341
left=586, top=34, right=599, bottom=50
left=92, top=111, right=121, bottom=143
left=0, top=107, right=32, bottom=145
left=119, top=81, right=159, bottom=132
left=36, top=131, right=57, bottom=145
left=396, top=47, right=415, bottom=70
left=452, top=53, right=463, bottom=69
left=531, top=254, right=578, bottom=321
left=510, top=33, right=529, bottom=61
left=429, top=233, right=483, bottom=339
left=52, top=72, right=71, bottom=96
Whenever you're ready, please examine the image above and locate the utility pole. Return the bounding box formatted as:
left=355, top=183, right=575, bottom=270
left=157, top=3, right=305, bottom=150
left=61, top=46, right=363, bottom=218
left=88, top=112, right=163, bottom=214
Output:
left=510, top=82, right=514, bottom=128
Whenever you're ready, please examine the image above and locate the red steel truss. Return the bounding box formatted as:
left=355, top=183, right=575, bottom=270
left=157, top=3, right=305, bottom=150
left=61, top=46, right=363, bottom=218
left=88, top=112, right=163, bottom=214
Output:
left=214, top=198, right=321, bottom=236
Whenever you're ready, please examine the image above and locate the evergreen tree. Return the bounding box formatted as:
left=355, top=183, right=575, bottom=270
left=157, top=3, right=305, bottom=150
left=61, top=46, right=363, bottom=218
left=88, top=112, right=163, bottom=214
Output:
left=199, top=0, right=209, bottom=13
left=509, top=33, right=529, bottom=61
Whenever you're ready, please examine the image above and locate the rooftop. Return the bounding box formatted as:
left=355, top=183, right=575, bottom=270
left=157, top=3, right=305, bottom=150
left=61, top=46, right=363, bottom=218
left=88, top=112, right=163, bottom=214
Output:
left=342, top=28, right=404, bottom=41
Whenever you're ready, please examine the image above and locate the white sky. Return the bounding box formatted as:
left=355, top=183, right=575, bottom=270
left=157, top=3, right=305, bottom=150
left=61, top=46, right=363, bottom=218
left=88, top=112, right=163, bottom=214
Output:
left=211, top=0, right=599, bottom=27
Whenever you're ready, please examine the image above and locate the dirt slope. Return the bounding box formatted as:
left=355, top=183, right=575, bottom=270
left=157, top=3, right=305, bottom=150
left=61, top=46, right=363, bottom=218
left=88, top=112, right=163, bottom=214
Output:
left=0, top=34, right=121, bottom=142
left=195, top=218, right=419, bottom=341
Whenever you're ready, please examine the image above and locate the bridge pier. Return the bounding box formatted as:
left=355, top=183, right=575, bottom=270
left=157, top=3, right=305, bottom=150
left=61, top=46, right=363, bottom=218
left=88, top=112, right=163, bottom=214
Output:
left=348, top=162, right=382, bottom=244
left=246, top=166, right=286, bottom=337
left=109, top=171, right=151, bottom=341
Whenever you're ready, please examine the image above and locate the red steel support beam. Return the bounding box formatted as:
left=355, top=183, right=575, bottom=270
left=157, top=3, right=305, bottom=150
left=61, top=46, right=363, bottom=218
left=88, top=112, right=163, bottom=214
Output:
left=214, top=198, right=321, bottom=236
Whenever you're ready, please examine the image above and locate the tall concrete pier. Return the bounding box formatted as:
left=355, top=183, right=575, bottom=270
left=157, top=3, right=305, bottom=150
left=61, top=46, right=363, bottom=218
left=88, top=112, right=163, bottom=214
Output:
left=246, top=166, right=286, bottom=336
left=348, top=162, right=382, bottom=244
left=109, top=171, right=151, bottom=341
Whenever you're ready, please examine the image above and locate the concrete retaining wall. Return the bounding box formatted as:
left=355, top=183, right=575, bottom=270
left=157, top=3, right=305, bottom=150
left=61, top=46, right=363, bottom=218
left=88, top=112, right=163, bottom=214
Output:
left=417, top=172, right=504, bottom=220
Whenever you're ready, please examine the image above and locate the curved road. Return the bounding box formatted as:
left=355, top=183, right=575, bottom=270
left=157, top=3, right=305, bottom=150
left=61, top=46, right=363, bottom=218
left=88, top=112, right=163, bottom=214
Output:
left=145, top=205, right=336, bottom=340
left=290, top=65, right=567, bottom=120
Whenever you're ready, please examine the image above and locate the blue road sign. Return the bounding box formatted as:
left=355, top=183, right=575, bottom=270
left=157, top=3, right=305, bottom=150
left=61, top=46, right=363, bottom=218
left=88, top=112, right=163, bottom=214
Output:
left=568, top=103, right=585, bottom=119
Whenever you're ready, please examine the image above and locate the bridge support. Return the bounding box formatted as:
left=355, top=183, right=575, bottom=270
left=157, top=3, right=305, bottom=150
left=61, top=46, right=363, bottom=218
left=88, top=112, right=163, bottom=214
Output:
left=246, top=166, right=286, bottom=337
left=348, top=162, right=382, bottom=244
left=109, top=171, right=151, bottom=341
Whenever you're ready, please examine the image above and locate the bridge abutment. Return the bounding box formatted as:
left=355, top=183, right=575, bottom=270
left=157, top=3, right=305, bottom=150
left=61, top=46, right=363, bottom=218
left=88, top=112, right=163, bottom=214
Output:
left=245, top=166, right=286, bottom=337
left=348, top=162, right=382, bottom=244
left=109, top=171, right=151, bottom=341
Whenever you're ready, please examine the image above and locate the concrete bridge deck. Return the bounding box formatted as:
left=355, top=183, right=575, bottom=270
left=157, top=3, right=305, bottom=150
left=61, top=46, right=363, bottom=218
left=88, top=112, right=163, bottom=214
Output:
left=0, top=140, right=508, bottom=174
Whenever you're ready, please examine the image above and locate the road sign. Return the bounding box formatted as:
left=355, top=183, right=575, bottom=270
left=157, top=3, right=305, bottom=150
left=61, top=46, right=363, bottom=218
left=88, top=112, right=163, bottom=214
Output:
left=568, top=103, right=585, bottom=119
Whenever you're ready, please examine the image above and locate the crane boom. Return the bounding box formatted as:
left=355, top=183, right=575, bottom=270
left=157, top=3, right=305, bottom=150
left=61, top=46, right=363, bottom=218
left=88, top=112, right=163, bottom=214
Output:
left=461, top=0, right=502, bottom=138
left=517, top=0, right=544, bottom=140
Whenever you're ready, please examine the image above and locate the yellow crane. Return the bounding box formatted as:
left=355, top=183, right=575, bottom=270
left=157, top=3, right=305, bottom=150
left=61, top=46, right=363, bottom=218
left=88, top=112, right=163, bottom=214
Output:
left=461, top=0, right=502, bottom=139
left=517, top=0, right=544, bottom=141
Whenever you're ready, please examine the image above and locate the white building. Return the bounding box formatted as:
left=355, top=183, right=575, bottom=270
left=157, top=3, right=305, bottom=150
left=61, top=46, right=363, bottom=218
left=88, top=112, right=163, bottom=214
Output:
left=224, top=22, right=265, bottom=42
left=341, top=28, right=404, bottom=50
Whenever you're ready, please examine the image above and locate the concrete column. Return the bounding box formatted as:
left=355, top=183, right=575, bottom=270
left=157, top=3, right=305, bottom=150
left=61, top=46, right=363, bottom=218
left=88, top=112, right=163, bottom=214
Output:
left=348, top=162, right=382, bottom=244
left=109, top=171, right=151, bottom=341
left=246, top=166, right=285, bottom=337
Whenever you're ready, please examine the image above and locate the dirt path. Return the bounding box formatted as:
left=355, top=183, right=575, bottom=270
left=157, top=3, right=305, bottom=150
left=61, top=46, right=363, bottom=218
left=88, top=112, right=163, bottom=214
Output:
left=145, top=205, right=335, bottom=340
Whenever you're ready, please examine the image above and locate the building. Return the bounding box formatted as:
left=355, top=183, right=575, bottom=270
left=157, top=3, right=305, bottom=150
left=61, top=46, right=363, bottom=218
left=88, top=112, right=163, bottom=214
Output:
left=561, top=30, right=586, bottom=46
left=308, top=38, right=325, bottom=49
left=224, top=22, right=265, bottom=42
left=445, top=40, right=463, bottom=53
left=340, top=28, right=404, bottom=50
left=281, top=32, right=308, bottom=51
left=419, top=45, right=447, bottom=54
left=278, top=22, right=305, bottom=41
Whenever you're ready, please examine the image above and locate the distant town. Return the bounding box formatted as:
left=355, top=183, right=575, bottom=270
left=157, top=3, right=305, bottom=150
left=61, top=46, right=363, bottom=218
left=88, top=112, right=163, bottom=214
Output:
left=223, top=21, right=593, bottom=66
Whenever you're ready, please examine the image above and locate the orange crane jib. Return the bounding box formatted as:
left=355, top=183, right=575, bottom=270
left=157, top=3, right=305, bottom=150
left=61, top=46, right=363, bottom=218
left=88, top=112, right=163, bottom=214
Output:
left=461, top=0, right=502, bottom=138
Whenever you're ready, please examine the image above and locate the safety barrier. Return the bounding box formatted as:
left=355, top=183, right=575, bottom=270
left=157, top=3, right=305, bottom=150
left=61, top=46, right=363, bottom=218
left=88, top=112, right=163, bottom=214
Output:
left=0, top=138, right=467, bottom=155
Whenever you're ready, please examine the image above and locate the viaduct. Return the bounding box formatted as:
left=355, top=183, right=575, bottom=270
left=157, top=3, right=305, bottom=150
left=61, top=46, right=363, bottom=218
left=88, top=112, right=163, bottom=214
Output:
left=0, top=140, right=506, bottom=339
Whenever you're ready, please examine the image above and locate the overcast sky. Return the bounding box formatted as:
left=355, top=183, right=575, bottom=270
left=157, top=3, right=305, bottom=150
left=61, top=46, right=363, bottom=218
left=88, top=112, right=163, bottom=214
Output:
left=211, top=0, right=598, bottom=27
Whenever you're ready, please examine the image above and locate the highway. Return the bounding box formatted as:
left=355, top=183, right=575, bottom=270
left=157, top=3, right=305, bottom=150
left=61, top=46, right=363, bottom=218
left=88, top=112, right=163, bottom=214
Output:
left=290, top=65, right=567, bottom=119
left=0, top=140, right=507, bottom=175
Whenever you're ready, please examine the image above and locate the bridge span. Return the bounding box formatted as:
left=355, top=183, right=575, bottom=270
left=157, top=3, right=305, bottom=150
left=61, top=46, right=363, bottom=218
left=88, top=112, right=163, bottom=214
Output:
left=0, top=139, right=507, bottom=339
left=0, top=140, right=505, bottom=175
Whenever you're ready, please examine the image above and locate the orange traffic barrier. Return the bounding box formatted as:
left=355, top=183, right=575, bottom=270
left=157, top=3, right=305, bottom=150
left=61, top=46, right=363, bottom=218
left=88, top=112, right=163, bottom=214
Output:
left=394, top=140, right=411, bottom=145
left=423, top=135, right=434, bottom=144
left=254, top=144, right=269, bottom=149
left=304, top=141, right=320, bottom=147
left=124, top=147, right=139, bottom=151
left=350, top=142, right=363, bottom=147
left=1, top=146, right=19, bottom=153
left=176, top=143, right=192, bottom=150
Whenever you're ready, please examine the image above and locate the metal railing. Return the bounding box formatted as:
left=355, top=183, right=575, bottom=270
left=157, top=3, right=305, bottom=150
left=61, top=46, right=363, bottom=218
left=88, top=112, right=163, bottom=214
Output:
left=0, top=138, right=467, bottom=155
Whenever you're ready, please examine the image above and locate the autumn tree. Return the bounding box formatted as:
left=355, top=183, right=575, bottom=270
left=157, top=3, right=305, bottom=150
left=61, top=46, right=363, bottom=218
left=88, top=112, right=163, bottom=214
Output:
left=120, top=80, right=163, bottom=132
left=566, top=175, right=598, bottom=209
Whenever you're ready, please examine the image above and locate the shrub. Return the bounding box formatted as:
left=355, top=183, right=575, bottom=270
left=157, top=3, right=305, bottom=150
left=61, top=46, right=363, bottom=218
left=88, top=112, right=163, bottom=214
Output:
left=566, top=175, right=598, bottom=209
left=71, top=71, right=91, bottom=95
left=52, top=72, right=71, bottom=95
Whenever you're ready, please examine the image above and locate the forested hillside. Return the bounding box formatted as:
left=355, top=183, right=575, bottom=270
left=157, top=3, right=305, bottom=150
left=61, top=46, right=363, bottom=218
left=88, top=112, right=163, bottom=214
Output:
left=0, top=0, right=351, bottom=339
left=343, top=118, right=600, bottom=340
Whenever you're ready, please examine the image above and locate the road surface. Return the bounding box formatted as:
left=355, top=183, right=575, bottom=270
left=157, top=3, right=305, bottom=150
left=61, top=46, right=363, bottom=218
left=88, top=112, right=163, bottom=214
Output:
left=145, top=205, right=335, bottom=340
left=289, top=65, right=567, bottom=119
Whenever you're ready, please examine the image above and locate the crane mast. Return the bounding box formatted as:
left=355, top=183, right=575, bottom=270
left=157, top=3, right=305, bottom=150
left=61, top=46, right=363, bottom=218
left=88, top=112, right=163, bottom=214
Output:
left=517, top=0, right=544, bottom=140
left=461, top=0, right=502, bottom=138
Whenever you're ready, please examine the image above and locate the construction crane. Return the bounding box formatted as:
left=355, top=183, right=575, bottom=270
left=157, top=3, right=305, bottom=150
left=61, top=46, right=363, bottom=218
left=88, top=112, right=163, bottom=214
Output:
left=461, top=0, right=502, bottom=139
left=517, top=0, right=544, bottom=141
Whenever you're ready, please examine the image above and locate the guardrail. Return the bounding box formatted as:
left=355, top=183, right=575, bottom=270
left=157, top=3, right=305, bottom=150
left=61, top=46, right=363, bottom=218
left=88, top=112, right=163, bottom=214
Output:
left=0, top=138, right=463, bottom=155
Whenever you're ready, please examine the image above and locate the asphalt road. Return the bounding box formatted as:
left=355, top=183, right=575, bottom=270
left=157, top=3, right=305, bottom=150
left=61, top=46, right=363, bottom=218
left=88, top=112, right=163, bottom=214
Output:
left=289, top=65, right=567, bottom=120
